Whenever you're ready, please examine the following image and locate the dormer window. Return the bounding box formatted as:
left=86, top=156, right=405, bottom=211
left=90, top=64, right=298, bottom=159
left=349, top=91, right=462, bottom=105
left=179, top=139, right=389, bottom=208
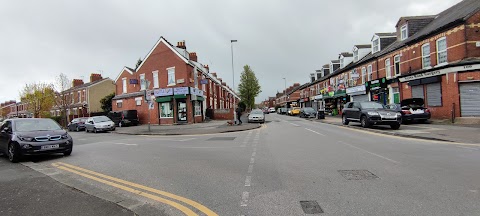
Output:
left=340, top=58, right=344, bottom=68
left=372, top=38, right=380, bottom=53
left=353, top=48, right=359, bottom=62
left=401, top=24, right=408, bottom=40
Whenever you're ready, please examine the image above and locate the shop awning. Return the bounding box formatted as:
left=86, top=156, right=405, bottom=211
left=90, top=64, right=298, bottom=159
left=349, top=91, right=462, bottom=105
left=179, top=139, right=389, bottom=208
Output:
left=174, top=94, right=187, bottom=99
left=194, top=96, right=204, bottom=101
left=156, top=96, right=173, bottom=103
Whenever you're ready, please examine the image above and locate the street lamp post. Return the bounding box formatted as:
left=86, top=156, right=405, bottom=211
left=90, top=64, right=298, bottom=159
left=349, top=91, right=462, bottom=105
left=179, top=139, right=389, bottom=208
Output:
left=231, top=39, right=238, bottom=124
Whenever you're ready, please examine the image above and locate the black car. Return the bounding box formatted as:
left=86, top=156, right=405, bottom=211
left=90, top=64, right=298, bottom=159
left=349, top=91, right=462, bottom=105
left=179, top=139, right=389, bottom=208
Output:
left=67, top=117, right=88, bottom=131
left=386, top=98, right=431, bottom=123
left=107, top=110, right=139, bottom=127
left=342, top=101, right=402, bottom=129
left=299, top=107, right=316, bottom=118
left=0, top=118, right=73, bottom=163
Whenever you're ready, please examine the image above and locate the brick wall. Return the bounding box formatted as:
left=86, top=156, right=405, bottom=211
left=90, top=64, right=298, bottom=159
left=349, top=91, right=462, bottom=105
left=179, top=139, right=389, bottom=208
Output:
left=213, top=108, right=233, bottom=120
left=466, top=11, right=480, bottom=58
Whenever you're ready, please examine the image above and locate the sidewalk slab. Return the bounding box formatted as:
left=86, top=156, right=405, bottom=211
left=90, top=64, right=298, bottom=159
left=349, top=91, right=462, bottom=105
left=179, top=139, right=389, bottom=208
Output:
left=310, top=117, right=480, bottom=144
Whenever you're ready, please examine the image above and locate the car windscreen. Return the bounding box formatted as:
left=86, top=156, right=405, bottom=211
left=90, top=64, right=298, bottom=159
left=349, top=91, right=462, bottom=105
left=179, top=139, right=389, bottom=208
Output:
left=251, top=110, right=263, bottom=114
left=124, top=110, right=138, bottom=118
left=303, top=108, right=315, bottom=112
left=360, top=102, right=385, bottom=109
left=14, top=119, right=62, bottom=132
left=93, top=116, right=111, bottom=123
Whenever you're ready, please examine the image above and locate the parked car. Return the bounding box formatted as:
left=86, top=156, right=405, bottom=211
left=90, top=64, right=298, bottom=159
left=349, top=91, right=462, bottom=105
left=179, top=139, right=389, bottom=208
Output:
left=248, top=109, right=265, bottom=123
left=84, top=116, right=115, bottom=133
left=268, top=107, right=276, bottom=113
left=277, top=108, right=287, bottom=115
left=287, top=108, right=293, bottom=115
left=107, top=110, right=139, bottom=127
left=0, top=118, right=73, bottom=162
left=263, top=108, right=270, bottom=114
left=67, top=117, right=88, bottom=132
left=289, top=107, right=301, bottom=116
left=300, top=107, right=317, bottom=118
left=342, top=101, right=402, bottom=129
left=386, top=98, right=431, bottom=123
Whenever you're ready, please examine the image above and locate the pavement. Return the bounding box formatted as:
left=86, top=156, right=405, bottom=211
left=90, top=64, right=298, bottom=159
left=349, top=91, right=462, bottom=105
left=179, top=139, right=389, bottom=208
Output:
left=113, top=115, right=261, bottom=135
left=0, top=157, right=134, bottom=216
left=312, top=115, right=480, bottom=144
left=2, top=113, right=480, bottom=215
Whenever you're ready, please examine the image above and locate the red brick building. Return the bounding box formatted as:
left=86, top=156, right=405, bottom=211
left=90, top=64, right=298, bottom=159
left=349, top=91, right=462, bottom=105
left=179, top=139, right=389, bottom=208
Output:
left=112, top=37, right=238, bottom=125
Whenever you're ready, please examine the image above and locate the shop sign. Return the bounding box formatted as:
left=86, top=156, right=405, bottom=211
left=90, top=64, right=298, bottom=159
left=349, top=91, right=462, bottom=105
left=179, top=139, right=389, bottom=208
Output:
left=366, top=78, right=387, bottom=91
left=346, top=85, right=366, bottom=94
left=129, top=79, right=138, bottom=84
left=398, top=64, right=480, bottom=82
left=153, top=88, right=173, bottom=97
left=174, top=87, right=189, bottom=95
left=200, top=79, right=209, bottom=84
left=190, top=87, right=204, bottom=96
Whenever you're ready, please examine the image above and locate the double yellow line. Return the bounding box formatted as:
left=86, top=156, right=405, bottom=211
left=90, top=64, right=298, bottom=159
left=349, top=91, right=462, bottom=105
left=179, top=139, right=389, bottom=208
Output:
left=52, top=162, right=218, bottom=216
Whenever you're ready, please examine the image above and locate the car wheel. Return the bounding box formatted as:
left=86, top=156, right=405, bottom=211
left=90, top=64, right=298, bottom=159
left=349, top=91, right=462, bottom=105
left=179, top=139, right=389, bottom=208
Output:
left=64, top=148, right=72, bottom=156
left=390, top=123, right=401, bottom=130
left=361, top=116, right=370, bottom=128
left=7, top=143, right=21, bottom=163
left=342, top=115, right=349, bottom=125
left=93, top=128, right=97, bottom=133
left=76, top=126, right=80, bottom=132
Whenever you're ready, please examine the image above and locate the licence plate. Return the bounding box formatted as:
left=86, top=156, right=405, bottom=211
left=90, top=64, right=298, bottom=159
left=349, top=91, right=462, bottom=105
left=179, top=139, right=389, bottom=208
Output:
left=41, top=144, right=59, bottom=150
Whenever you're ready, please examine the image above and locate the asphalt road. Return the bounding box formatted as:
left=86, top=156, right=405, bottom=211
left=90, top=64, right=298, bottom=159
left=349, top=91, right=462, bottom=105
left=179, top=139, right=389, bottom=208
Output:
left=9, top=114, right=480, bottom=215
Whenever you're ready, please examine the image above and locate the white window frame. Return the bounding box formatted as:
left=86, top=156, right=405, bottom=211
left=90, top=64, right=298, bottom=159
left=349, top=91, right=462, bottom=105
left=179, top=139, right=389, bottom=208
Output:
left=353, top=48, right=359, bottom=62
left=421, top=43, right=431, bottom=69
left=372, top=38, right=380, bottom=53
left=77, top=91, right=81, bottom=103
left=367, top=65, right=373, bottom=81
left=361, top=67, right=366, bottom=84
left=116, top=100, right=123, bottom=108
left=140, top=73, right=146, bottom=90
left=70, top=92, right=74, bottom=104
left=394, top=55, right=401, bottom=76
left=160, top=102, right=173, bottom=118
left=152, top=70, right=159, bottom=88
left=135, top=97, right=142, bottom=106
left=385, top=58, right=391, bottom=79
left=436, top=37, right=448, bottom=65
left=401, top=24, right=408, bottom=40
left=82, top=90, right=86, bottom=102
left=122, top=78, right=127, bottom=93
left=194, top=101, right=202, bottom=116
left=167, top=67, right=176, bottom=86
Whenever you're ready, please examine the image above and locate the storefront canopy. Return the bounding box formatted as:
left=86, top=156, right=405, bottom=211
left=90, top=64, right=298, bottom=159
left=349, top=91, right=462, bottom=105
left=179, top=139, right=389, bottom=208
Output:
left=156, top=96, right=173, bottom=103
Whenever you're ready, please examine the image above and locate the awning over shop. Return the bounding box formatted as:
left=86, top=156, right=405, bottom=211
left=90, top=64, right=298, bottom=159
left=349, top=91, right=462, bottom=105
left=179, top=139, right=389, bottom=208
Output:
left=156, top=96, right=173, bottom=103
left=174, top=94, right=187, bottom=99
left=195, top=96, right=204, bottom=101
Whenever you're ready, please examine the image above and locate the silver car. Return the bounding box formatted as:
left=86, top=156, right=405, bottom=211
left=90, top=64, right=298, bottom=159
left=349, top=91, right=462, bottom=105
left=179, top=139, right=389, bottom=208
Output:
left=248, top=109, right=265, bottom=123
left=84, top=116, right=115, bottom=133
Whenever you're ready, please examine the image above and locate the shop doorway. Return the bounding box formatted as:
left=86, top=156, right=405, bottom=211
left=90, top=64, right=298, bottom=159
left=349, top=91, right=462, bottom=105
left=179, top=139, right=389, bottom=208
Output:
left=177, top=100, right=188, bottom=122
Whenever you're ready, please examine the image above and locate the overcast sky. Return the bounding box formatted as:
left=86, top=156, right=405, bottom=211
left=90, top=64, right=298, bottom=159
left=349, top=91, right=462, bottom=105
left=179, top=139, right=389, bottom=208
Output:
left=0, top=0, right=462, bottom=103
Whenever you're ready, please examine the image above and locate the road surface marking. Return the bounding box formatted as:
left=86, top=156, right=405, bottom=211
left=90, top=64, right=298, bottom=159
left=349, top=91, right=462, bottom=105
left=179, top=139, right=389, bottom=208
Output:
left=252, top=152, right=256, bottom=157
left=240, top=191, right=249, bottom=206
left=113, top=143, right=138, bottom=146
left=338, top=141, right=399, bottom=164
left=253, top=147, right=257, bottom=152
left=304, top=128, right=326, bottom=136
left=51, top=163, right=199, bottom=216
left=53, top=162, right=218, bottom=216
left=290, top=123, right=300, bottom=127
left=250, top=158, right=255, bottom=164
left=245, top=176, right=251, bottom=186
left=247, top=164, right=253, bottom=173
left=178, top=138, right=197, bottom=142
left=457, top=146, right=478, bottom=150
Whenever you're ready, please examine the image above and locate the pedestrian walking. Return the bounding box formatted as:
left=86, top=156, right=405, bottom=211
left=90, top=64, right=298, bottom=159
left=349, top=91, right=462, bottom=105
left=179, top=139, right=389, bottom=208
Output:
left=236, top=107, right=243, bottom=125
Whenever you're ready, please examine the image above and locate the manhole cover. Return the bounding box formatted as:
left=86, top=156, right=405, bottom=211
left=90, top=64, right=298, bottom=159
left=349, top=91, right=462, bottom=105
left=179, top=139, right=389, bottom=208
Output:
left=300, top=200, right=323, bottom=214
left=207, top=137, right=236, bottom=141
left=338, top=170, right=379, bottom=180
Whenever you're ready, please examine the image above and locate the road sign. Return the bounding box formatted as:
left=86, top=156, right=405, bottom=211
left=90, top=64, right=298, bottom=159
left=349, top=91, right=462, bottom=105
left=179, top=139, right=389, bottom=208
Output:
left=148, top=101, right=154, bottom=110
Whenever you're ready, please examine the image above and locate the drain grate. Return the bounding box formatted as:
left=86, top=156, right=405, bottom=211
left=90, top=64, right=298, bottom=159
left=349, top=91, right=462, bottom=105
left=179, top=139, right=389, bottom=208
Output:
left=338, top=170, right=379, bottom=180
left=207, top=137, right=236, bottom=141
left=300, top=201, right=323, bottom=214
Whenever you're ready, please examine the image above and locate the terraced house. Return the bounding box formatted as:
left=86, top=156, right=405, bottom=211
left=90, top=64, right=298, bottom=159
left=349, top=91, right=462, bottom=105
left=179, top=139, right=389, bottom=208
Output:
left=281, top=0, right=480, bottom=120
left=112, top=37, right=238, bottom=125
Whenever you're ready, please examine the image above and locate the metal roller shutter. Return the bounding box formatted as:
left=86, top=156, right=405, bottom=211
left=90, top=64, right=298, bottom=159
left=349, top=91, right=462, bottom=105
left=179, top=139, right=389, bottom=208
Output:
left=460, top=82, right=480, bottom=117
left=352, top=94, right=369, bottom=102
left=426, top=82, right=442, bottom=106
left=411, top=85, right=424, bottom=99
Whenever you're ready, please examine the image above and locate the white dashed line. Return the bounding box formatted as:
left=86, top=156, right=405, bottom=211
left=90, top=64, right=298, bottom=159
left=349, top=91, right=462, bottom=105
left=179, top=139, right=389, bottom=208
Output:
left=290, top=123, right=300, bottom=126
left=245, top=176, right=252, bottom=186
left=304, top=128, right=326, bottom=136
left=251, top=152, right=256, bottom=157
left=339, top=141, right=399, bottom=164
left=250, top=158, right=255, bottom=164
left=247, top=164, right=253, bottom=173
left=112, top=143, right=138, bottom=146
left=240, top=191, right=249, bottom=206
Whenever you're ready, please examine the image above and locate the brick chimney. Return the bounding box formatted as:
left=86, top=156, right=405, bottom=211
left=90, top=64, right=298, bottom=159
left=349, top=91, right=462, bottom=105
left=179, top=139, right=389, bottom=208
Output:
left=90, top=73, right=103, bottom=82
left=211, top=72, right=217, bottom=78
left=293, top=83, right=300, bottom=87
left=218, top=78, right=223, bottom=83
left=189, top=52, right=198, bottom=62
left=222, top=82, right=226, bottom=86
left=72, top=79, right=84, bottom=87
left=176, top=41, right=186, bottom=49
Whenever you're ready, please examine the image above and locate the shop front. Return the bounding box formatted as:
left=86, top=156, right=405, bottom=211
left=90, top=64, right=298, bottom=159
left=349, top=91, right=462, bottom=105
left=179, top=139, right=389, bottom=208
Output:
left=346, top=85, right=368, bottom=102
left=154, top=87, right=204, bottom=125
left=366, top=78, right=388, bottom=105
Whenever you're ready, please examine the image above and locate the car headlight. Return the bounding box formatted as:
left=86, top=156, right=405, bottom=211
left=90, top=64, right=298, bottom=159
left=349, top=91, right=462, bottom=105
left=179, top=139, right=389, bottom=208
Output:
left=367, top=111, right=379, bottom=115
left=62, top=133, right=69, bottom=139
left=17, top=136, right=34, bottom=142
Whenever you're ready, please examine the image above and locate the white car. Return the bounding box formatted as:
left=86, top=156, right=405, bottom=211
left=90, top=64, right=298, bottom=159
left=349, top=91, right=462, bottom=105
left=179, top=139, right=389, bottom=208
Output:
left=85, top=116, right=116, bottom=133
left=268, top=107, right=275, bottom=113
left=248, top=109, right=265, bottom=123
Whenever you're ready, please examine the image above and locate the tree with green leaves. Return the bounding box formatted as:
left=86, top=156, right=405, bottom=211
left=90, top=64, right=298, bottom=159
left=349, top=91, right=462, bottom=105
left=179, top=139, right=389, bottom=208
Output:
left=20, top=82, right=56, bottom=118
left=100, top=92, right=116, bottom=112
left=238, top=65, right=261, bottom=110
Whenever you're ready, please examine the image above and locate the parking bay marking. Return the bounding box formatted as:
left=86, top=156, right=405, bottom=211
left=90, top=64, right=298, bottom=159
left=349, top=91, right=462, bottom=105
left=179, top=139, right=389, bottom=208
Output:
left=112, top=143, right=138, bottom=146
left=53, top=162, right=218, bottom=216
